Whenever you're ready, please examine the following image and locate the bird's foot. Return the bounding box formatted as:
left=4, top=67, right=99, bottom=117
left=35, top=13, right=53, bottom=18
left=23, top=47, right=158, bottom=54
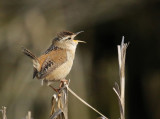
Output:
left=49, top=85, right=60, bottom=93
left=49, top=79, right=68, bottom=95
left=59, top=79, right=68, bottom=88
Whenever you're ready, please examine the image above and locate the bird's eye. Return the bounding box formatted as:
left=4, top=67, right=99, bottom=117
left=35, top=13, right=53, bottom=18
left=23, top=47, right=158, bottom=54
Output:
left=68, top=37, right=71, bottom=40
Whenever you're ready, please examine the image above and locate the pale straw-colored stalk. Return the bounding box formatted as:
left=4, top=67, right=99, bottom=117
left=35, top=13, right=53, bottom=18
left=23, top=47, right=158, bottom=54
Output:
left=113, top=37, right=129, bottom=119
left=26, top=111, right=32, bottom=119
left=0, top=106, right=7, bottom=119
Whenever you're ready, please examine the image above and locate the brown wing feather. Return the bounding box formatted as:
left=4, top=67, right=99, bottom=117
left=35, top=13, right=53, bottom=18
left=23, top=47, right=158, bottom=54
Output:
left=37, top=49, right=67, bottom=79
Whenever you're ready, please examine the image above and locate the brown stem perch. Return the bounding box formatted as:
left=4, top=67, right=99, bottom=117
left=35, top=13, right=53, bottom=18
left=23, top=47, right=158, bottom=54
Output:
left=50, top=83, right=68, bottom=119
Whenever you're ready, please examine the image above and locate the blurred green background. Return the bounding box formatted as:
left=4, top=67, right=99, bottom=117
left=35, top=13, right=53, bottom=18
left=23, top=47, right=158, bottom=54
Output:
left=0, top=0, right=160, bottom=119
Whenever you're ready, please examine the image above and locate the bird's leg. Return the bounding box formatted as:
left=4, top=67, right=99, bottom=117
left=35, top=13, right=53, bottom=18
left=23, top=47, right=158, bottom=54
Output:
left=49, top=79, right=68, bottom=93
left=49, top=85, right=60, bottom=93
left=59, top=79, right=68, bottom=88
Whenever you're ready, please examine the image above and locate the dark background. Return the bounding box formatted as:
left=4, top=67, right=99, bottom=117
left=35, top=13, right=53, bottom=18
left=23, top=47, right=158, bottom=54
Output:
left=0, top=0, right=160, bottom=119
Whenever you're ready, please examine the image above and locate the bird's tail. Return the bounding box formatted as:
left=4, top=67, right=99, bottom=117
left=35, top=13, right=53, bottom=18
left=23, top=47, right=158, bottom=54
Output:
left=22, top=48, right=40, bottom=71
left=22, top=48, right=37, bottom=60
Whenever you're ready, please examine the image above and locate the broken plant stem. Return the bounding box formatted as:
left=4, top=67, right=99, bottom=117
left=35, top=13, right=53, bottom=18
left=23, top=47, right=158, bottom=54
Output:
left=113, top=37, right=129, bottom=119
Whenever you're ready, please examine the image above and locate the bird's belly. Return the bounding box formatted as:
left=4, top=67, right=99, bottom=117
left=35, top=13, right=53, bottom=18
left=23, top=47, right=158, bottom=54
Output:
left=46, top=60, right=73, bottom=81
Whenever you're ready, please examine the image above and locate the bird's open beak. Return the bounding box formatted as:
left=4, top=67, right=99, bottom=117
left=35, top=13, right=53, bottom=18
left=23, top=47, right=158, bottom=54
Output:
left=73, top=31, right=86, bottom=43
left=73, top=40, right=86, bottom=43
left=75, top=31, right=84, bottom=35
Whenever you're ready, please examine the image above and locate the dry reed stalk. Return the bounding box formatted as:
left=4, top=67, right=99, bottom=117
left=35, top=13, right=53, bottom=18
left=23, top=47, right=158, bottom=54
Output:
left=50, top=83, right=68, bottom=119
left=26, top=111, right=32, bottom=119
left=113, top=37, right=129, bottom=119
left=0, top=106, right=7, bottom=119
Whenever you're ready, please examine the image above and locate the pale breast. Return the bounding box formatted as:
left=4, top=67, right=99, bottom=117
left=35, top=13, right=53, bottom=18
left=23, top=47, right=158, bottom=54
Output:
left=46, top=50, right=75, bottom=81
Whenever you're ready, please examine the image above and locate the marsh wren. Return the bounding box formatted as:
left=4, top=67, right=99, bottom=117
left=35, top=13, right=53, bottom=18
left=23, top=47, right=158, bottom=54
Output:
left=23, top=31, right=85, bottom=90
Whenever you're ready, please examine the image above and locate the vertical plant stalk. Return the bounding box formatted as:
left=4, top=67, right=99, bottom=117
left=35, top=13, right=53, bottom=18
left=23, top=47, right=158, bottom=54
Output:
left=50, top=83, right=68, bottom=119
left=0, top=106, right=7, bottom=119
left=113, top=37, right=129, bottom=119
left=26, top=111, right=31, bottom=119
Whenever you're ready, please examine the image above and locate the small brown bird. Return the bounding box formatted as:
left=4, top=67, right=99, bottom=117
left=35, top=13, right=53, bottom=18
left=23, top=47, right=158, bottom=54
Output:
left=23, top=31, right=85, bottom=91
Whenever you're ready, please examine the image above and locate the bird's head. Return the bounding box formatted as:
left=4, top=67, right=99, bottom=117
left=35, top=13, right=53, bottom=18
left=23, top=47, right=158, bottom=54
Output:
left=52, top=31, right=85, bottom=50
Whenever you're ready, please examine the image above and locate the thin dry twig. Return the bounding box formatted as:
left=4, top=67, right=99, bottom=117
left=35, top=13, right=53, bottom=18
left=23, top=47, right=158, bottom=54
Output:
left=50, top=109, right=64, bottom=119
left=113, top=36, right=129, bottom=119
left=66, top=85, right=108, bottom=119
